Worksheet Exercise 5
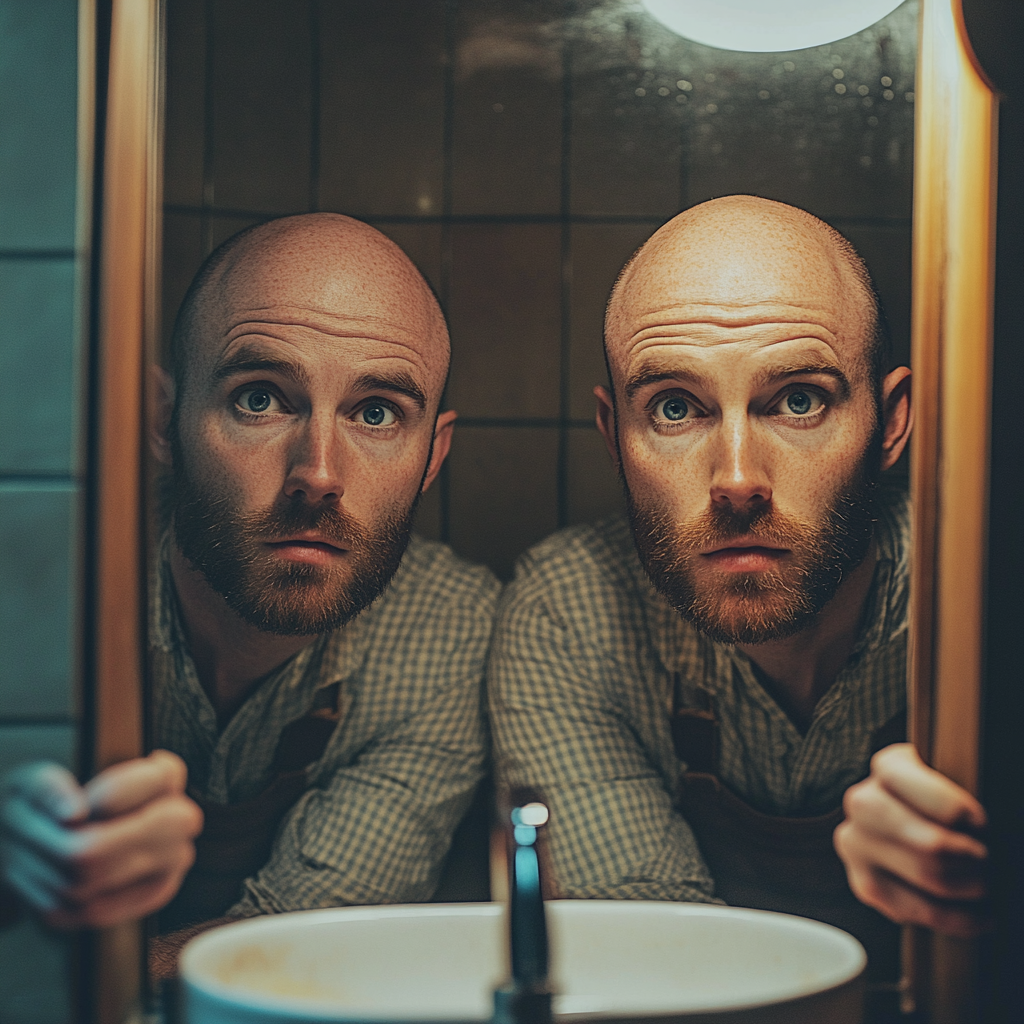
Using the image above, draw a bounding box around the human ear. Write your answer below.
[594,386,620,471]
[879,366,913,471]
[421,410,457,492]
[148,366,176,467]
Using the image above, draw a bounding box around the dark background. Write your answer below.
[161,0,918,580]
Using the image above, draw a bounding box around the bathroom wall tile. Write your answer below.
[447,426,558,580]
[369,221,444,297]
[0,0,77,250]
[451,0,563,215]
[677,5,917,222]
[568,221,656,419]
[161,210,205,365]
[570,12,685,217]
[208,213,268,251]
[0,259,78,474]
[164,0,207,209]
[566,426,623,526]
[0,916,73,1024]
[209,0,313,214]
[318,1,446,217]
[446,223,561,420]
[0,485,76,721]
[0,723,76,775]
[836,221,913,371]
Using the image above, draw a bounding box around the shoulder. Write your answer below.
[362,535,501,650]
[495,515,646,639]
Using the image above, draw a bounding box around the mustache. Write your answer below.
[235,499,370,548]
[663,503,819,558]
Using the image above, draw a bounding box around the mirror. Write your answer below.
[80,0,1000,1020]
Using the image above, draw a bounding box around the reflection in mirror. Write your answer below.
[148,0,924,1012]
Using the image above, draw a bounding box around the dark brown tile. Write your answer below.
[446,223,561,419]
[368,221,444,296]
[208,213,267,252]
[209,0,313,214]
[451,0,563,215]
[160,210,205,365]
[568,221,655,419]
[164,0,206,209]
[570,12,686,217]
[318,1,446,217]
[676,7,916,221]
[835,222,912,371]
[447,425,558,580]
[567,425,623,526]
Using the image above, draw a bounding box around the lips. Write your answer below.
[265,534,350,560]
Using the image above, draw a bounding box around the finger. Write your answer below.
[2,763,89,823]
[54,794,200,896]
[835,813,986,902]
[46,870,186,930]
[84,751,188,819]
[844,778,988,863]
[844,862,991,938]
[61,794,202,897]
[3,854,62,914]
[2,842,69,899]
[0,794,84,864]
[872,744,987,831]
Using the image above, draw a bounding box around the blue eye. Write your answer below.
[360,403,396,427]
[238,388,275,413]
[658,396,689,422]
[787,391,812,415]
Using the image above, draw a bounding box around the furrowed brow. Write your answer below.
[754,363,852,399]
[352,371,427,410]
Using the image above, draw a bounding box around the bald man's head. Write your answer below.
[170,213,450,403]
[605,195,889,392]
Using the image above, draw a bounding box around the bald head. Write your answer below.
[606,196,887,389]
[171,213,450,400]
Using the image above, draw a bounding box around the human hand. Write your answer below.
[0,750,203,929]
[834,742,988,937]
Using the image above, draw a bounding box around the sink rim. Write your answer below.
[180,899,867,1022]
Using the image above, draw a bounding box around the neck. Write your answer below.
[168,543,317,724]
[736,541,878,733]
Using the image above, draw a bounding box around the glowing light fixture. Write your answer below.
[642,0,907,53]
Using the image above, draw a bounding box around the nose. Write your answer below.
[709,413,772,510]
[282,415,345,505]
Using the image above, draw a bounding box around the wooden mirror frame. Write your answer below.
[82,0,999,1019]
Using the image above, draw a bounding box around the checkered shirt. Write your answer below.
[488,484,909,903]
[151,534,500,916]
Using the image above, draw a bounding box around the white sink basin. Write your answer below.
[180,900,866,1023]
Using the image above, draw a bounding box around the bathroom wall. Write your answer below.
[0,0,87,1020]
[162,0,917,580]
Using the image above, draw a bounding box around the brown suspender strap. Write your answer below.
[158,707,340,934]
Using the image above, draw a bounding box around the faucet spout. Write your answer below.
[493,796,553,1024]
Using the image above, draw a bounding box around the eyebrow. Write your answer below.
[624,361,852,401]
[351,371,427,411]
[212,345,312,389]
[751,363,852,399]
[624,366,714,400]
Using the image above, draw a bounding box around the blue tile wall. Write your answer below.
[0,484,77,720]
[0,0,83,1016]
[0,0,79,251]
[0,259,79,475]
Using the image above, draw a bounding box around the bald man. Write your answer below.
[0,215,499,960]
[489,197,986,1001]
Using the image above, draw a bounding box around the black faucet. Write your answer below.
[493,795,554,1024]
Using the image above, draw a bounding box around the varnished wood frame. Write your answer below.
[906,0,998,1020]
[82,0,999,1020]
[86,0,163,1020]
